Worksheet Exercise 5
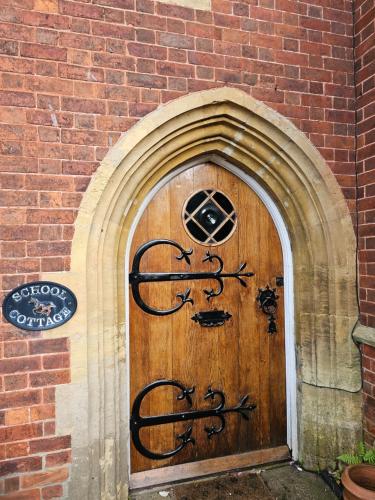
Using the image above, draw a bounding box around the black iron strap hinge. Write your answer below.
[130,379,256,460]
[129,239,254,316]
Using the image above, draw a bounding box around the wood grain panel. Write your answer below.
[129,163,286,475]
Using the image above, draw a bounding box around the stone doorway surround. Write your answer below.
[41,88,362,499]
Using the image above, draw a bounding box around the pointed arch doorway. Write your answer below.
[50,88,362,499]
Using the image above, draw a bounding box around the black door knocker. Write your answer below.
[256,285,279,334]
[129,239,254,316]
[130,379,256,459]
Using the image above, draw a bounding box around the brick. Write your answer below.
[128,42,167,60]
[34,0,59,13]
[42,485,63,499]
[233,3,249,16]
[0,140,22,156]
[93,53,135,71]
[301,67,333,82]
[21,467,69,489]
[0,91,35,108]
[2,489,40,499]
[60,32,104,52]
[92,22,134,40]
[3,341,28,358]
[42,387,55,404]
[4,408,29,426]
[157,3,194,20]
[251,87,284,103]
[0,55,35,74]
[38,126,60,142]
[25,110,72,127]
[96,116,136,131]
[0,22,34,42]
[43,421,56,436]
[61,129,106,146]
[127,72,167,89]
[6,442,29,459]
[58,64,104,83]
[27,241,71,256]
[29,436,71,454]
[222,28,249,44]
[30,370,70,387]
[1,275,27,291]
[61,97,105,115]
[1,241,26,258]
[21,43,66,61]
[22,10,70,30]
[215,68,241,83]
[157,61,193,78]
[0,207,26,226]
[36,28,59,45]
[136,0,153,12]
[26,209,75,224]
[0,457,42,476]
[0,39,18,56]
[0,423,43,444]
[0,356,41,375]
[60,0,104,20]
[25,174,73,191]
[0,7,23,24]
[30,404,55,421]
[94,0,134,7]
[213,13,240,29]
[4,477,19,493]
[45,450,71,468]
[0,191,38,207]
[29,338,68,355]
[0,172,25,189]
[158,32,194,50]
[188,52,224,67]
[4,374,28,391]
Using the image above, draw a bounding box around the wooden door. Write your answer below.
[129,163,287,478]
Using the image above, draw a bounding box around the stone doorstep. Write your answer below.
[130,464,337,500]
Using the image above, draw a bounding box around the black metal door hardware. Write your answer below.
[191,310,232,327]
[256,285,279,334]
[129,239,254,316]
[130,379,256,460]
[276,276,284,287]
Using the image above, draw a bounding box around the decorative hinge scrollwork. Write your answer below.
[129,239,254,316]
[130,379,256,459]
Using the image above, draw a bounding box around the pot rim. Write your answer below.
[342,464,375,498]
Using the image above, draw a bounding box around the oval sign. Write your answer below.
[2,281,77,331]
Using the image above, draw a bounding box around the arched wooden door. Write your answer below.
[129,163,288,485]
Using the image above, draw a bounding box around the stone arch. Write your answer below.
[47,88,361,499]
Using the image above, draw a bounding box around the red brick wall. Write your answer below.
[355,0,375,329]
[0,336,71,498]
[0,0,358,495]
[362,344,375,445]
[355,0,375,448]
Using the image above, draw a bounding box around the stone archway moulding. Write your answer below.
[42,88,362,499]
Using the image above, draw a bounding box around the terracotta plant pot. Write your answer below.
[342,464,375,499]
